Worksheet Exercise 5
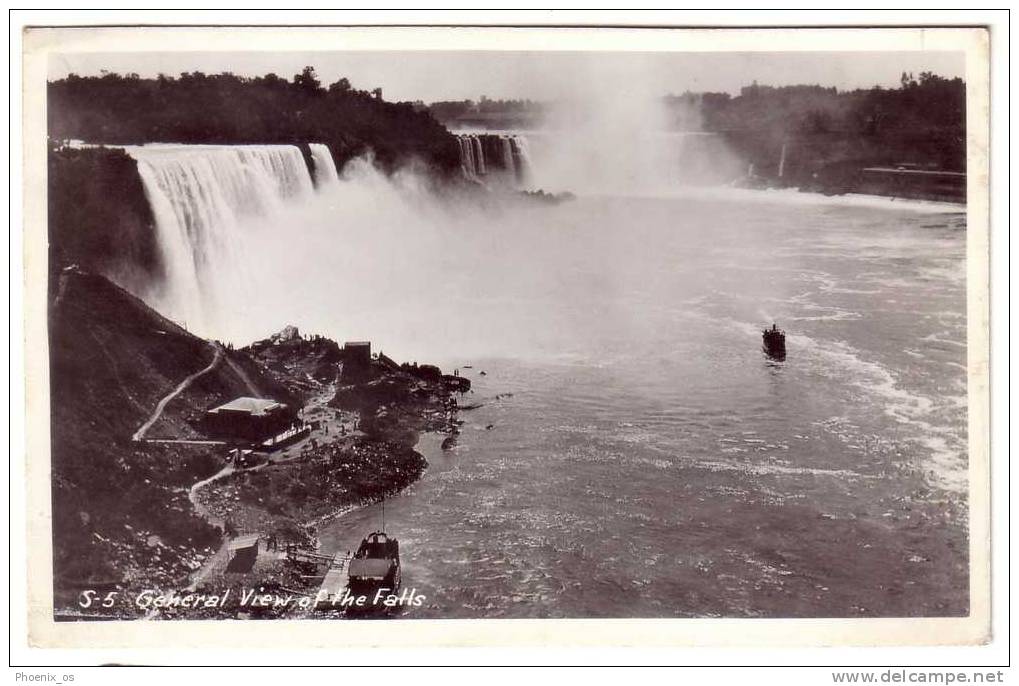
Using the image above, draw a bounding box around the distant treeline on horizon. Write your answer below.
[430,72,964,131]
[431,72,965,173]
[47,67,461,175]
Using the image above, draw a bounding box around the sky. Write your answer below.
[48,50,965,103]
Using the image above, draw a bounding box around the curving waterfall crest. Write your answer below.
[309,143,340,187]
[125,143,317,327]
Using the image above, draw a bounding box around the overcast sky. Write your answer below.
[48,50,965,103]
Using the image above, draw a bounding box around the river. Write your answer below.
[316,189,969,619]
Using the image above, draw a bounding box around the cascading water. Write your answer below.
[513,136,532,180]
[500,137,517,181]
[309,143,340,187]
[458,136,478,178]
[125,143,315,328]
[455,132,529,185]
[472,136,485,175]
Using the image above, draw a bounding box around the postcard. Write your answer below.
[20,23,990,649]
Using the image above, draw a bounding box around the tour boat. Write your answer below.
[346,531,401,613]
[762,323,787,360]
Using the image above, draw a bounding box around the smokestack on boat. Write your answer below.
[762,323,786,361]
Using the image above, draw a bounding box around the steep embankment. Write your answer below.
[48,145,160,293]
[48,270,462,618]
[47,270,294,611]
[131,344,222,441]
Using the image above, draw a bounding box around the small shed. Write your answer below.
[226,534,260,574]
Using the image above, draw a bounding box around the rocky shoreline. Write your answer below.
[152,336,468,620]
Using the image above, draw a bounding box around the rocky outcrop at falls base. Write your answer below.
[242,327,344,396]
[270,325,301,344]
[207,343,468,521]
[330,362,468,447]
[518,189,576,205]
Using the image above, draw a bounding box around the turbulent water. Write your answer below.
[122,140,968,618]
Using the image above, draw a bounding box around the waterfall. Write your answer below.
[507,136,531,184]
[456,134,487,178]
[309,143,340,187]
[500,137,517,180]
[455,133,530,185]
[460,136,477,177]
[514,136,532,174]
[125,143,315,327]
[472,136,485,175]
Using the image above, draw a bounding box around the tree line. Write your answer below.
[429,96,547,123]
[664,72,964,142]
[48,67,461,175]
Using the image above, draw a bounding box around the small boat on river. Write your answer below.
[762,323,787,360]
[346,531,401,614]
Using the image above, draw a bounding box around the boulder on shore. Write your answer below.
[270,325,300,345]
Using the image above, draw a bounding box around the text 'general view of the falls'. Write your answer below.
[45,55,969,622]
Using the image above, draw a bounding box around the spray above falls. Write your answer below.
[455,129,745,195]
[118,132,744,349]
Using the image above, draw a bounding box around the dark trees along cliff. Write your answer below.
[48,68,461,176]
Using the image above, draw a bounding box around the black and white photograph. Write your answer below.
[18,21,993,652]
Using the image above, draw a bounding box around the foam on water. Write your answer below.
[791,334,966,493]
